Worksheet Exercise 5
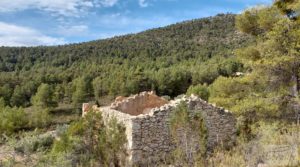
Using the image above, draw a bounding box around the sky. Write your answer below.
[0,0,272,46]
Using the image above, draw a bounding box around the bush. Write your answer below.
[28,107,52,128]
[49,111,127,166]
[232,96,279,118]
[186,84,210,101]
[66,119,85,136]
[0,101,28,135]
[12,131,54,154]
[37,152,73,167]
[209,76,249,109]
[0,101,52,136]
[51,133,74,153]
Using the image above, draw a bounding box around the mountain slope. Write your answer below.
[0,14,252,107]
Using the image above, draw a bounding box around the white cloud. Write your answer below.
[0,22,66,46]
[0,0,118,17]
[57,25,89,36]
[97,13,173,28]
[139,0,149,7]
[98,0,119,7]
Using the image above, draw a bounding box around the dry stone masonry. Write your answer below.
[82,91,236,166]
[110,91,169,115]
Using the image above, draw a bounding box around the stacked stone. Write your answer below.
[129,105,175,164]
[186,97,236,151]
[126,96,236,165]
[111,91,154,109]
[83,93,236,166]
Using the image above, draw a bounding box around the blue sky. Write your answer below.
[0,0,272,46]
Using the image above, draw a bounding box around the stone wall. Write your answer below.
[84,92,236,166]
[127,95,236,165]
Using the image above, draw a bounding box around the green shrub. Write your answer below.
[28,107,52,128]
[232,96,279,118]
[67,119,85,136]
[37,152,73,167]
[13,131,54,154]
[209,76,251,109]
[49,111,127,166]
[186,84,210,101]
[0,101,52,136]
[51,133,74,153]
[0,103,28,135]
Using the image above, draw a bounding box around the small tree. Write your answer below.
[32,83,57,108]
[10,85,27,107]
[83,112,127,166]
[0,84,12,106]
[72,77,89,107]
[54,84,65,103]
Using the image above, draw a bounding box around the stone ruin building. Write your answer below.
[82,91,236,166]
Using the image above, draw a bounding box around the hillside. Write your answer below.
[2,0,300,165]
[0,14,252,107]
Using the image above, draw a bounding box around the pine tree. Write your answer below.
[72,77,88,107]
[32,83,57,108]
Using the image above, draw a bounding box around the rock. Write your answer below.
[81,91,236,166]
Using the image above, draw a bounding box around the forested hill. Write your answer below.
[0,14,252,107]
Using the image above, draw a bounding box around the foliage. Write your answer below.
[37,152,73,167]
[2,2,300,165]
[232,96,279,119]
[31,83,57,108]
[207,146,246,167]
[206,0,300,147]
[208,121,300,167]
[274,0,300,20]
[51,132,74,153]
[0,101,28,135]
[209,73,283,123]
[0,131,55,167]
[227,1,300,120]
[13,131,54,154]
[0,99,52,136]
[236,6,281,36]
[186,84,210,101]
[236,8,261,35]
[235,3,300,97]
[27,107,52,128]
[48,111,127,167]
[169,102,207,166]
[209,76,252,109]
[0,14,252,107]
[72,76,91,107]
[0,84,13,106]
